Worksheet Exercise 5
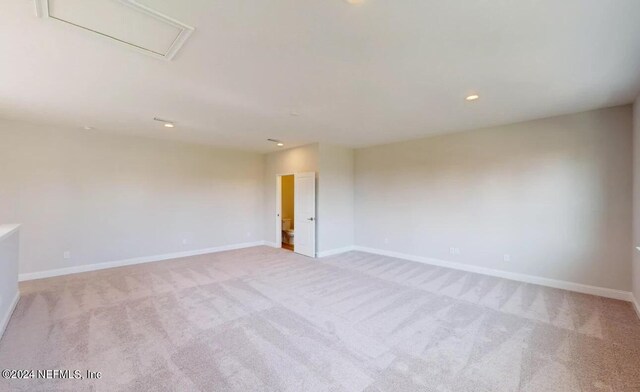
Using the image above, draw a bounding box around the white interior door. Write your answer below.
[294,172,316,257]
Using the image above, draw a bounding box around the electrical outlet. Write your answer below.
[455,248,461,255]
[450,247,455,255]
[182,239,188,245]
[504,254,511,262]
[247,231,252,238]
[63,251,71,259]
[384,238,389,244]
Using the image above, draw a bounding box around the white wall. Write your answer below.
[0,225,20,339]
[633,96,640,304]
[262,143,355,254]
[2,105,635,296]
[0,120,264,275]
[317,144,354,253]
[263,144,319,246]
[355,106,633,291]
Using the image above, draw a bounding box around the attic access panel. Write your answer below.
[35,0,194,60]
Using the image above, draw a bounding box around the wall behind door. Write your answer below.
[263,144,319,246]
[317,144,355,254]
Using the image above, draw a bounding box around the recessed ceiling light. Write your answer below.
[83,126,93,130]
[465,94,480,101]
[346,0,365,4]
[268,138,285,147]
[154,117,175,128]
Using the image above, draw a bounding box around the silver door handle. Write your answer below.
[308,217,314,221]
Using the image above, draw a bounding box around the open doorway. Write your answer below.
[276,172,316,257]
[281,174,295,251]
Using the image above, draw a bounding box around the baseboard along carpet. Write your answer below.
[1,246,639,391]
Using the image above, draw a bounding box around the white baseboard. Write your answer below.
[15,241,637,306]
[0,291,20,340]
[353,246,633,302]
[18,241,267,282]
[264,241,280,248]
[317,246,355,258]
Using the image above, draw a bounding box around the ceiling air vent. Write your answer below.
[34,0,194,60]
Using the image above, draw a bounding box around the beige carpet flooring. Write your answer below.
[1,246,639,391]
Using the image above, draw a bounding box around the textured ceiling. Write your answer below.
[1,0,640,151]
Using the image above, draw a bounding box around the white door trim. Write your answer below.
[275,175,283,248]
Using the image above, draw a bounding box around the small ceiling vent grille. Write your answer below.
[34,0,194,60]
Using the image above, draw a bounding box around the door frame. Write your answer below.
[276,172,316,257]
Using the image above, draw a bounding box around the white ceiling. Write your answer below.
[1,0,640,152]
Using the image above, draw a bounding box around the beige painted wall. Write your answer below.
[263,144,319,245]
[281,175,294,225]
[3,106,634,292]
[355,106,633,291]
[0,120,264,275]
[317,144,354,253]
[633,96,640,302]
[263,143,355,253]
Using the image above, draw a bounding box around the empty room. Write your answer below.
[1,0,640,391]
